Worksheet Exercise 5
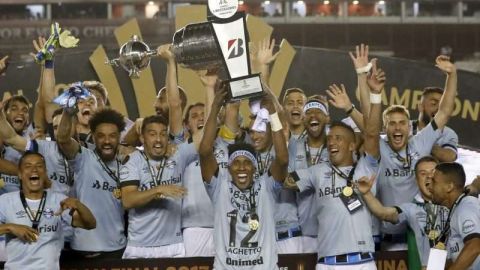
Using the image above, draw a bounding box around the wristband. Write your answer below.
[44,60,54,69]
[370,93,382,104]
[269,112,283,132]
[356,62,372,74]
[346,104,355,115]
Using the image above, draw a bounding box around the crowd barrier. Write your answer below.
[3,251,408,270]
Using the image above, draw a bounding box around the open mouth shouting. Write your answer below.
[290,110,302,122]
[237,173,248,184]
[29,174,41,187]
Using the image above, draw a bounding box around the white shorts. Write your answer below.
[316,260,377,270]
[277,236,303,254]
[183,227,215,257]
[301,236,318,253]
[122,242,185,259]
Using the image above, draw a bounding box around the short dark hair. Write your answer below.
[19,151,46,169]
[4,95,30,112]
[282,88,306,105]
[414,155,439,173]
[228,142,256,158]
[52,108,64,120]
[422,87,444,98]
[89,108,125,133]
[141,115,169,134]
[329,121,355,142]
[435,162,466,190]
[183,102,205,124]
[157,86,188,111]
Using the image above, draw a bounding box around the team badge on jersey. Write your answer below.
[165,160,176,169]
[43,208,54,219]
[214,149,225,159]
[112,188,122,199]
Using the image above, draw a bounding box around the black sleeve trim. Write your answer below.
[120,180,140,188]
[441,143,458,151]
[430,119,438,131]
[394,206,403,214]
[290,171,300,182]
[464,233,480,243]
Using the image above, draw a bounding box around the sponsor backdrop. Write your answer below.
[0,46,479,149]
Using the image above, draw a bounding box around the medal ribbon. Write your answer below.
[19,191,47,230]
[436,193,466,246]
[331,164,356,196]
[140,151,166,186]
[391,144,411,169]
[94,150,120,186]
[256,146,272,176]
[304,140,324,167]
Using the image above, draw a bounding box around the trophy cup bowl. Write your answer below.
[172,22,223,71]
[106,35,157,78]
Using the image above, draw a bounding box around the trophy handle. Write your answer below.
[105,57,120,66]
[144,50,158,57]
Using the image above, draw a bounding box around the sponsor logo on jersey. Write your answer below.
[15,210,26,218]
[462,219,476,234]
[384,168,414,177]
[449,242,460,253]
[226,256,264,266]
[318,186,344,198]
[38,223,58,233]
[2,175,19,185]
[91,180,118,193]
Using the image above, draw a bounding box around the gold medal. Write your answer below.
[112,188,122,199]
[428,230,439,240]
[342,186,353,197]
[0,178,5,189]
[435,242,446,250]
[248,218,259,231]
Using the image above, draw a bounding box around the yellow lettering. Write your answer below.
[462,99,480,121]
[452,97,462,117]
[389,87,410,107]
[411,90,423,110]
[397,259,408,270]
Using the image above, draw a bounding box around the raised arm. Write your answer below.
[263,84,288,182]
[326,84,364,132]
[0,55,8,76]
[56,110,80,160]
[157,44,183,137]
[357,175,399,223]
[363,61,385,159]
[433,55,457,130]
[199,82,227,183]
[250,38,279,82]
[349,44,372,118]
[0,158,18,176]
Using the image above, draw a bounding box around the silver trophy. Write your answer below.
[172,22,223,71]
[106,35,157,78]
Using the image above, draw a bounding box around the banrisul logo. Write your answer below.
[228,38,244,59]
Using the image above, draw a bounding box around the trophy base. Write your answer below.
[227,74,264,101]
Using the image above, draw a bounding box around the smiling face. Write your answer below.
[303,108,329,138]
[415,160,437,199]
[185,104,205,134]
[283,92,306,128]
[141,122,169,160]
[6,100,30,134]
[77,96,98,126]
[327,125,356,167]
[385,111,410,152]
[248,118,272,153]
[228,155,256,190]
[19,154,48,195]
[93,123,120,162]
[419,92,442,124]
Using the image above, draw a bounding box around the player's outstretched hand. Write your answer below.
[156,185,187,199]
[355,174,376,195]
